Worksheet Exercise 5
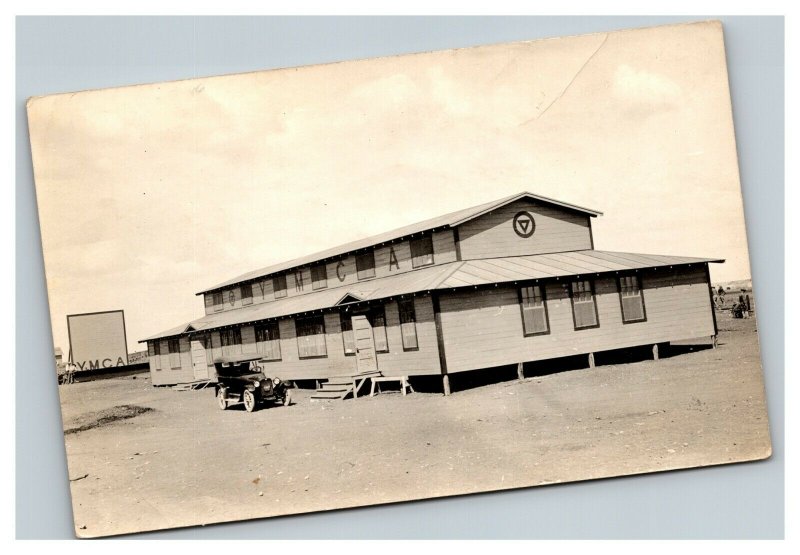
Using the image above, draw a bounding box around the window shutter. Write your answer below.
[571,280,598,328]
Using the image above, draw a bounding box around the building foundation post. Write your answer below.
[653,344,659,361]
[443,374,451,396]
[588,353,595,368]
[517,362,525,381]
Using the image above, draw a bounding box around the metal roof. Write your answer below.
[196,192,603,295]
[141,321,198,342]
[142,250,722,342]
[439,250,722,287]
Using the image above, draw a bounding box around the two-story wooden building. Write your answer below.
[141,192,723,395]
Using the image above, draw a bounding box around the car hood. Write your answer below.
[217,372,267,383]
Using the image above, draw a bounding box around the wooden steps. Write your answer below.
[172,379,213,391]
[310,371,381,401]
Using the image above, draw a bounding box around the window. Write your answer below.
[168,338,181,369]
[619,275,646,323]
[356,251,376,280]
[149,341,162,371]
[398,299,418,350]
[311,264,328,290]
[570,280,599,329]
[152,341,162,370]
[212,292,223,312]
[369,307,389,353]
[255,322,281,361]
[519,285,550,335]
[241,283,253,305]
[341,308,389,355]
[296,315,327,358]
[340,313,355,355]
[273,275,287,299]
[410,235,434,268]
[220,328,242,346]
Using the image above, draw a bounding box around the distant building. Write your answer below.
[141,192,724,392]
[67,310,129,371]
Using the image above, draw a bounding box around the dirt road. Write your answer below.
[59,311,771,537]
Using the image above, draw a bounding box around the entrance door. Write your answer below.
[191,336,211,380]
[352,315,378,374]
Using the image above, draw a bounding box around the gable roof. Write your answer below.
[197,191,603,295]
[142,249,721,342]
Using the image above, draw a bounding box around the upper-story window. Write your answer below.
[311,264,328,290]
[619,275,646,323]
[212,292,224,312]
[241,283,253,305]
[519,285,550,335]
[570,279,599,329]
[410,235,434,268]
[273,275,287,299]
[356,251,376,280]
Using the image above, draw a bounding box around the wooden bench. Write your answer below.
[370,376,413,397]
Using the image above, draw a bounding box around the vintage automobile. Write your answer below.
[213,356,293,412]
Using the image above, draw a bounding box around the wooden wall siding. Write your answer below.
[374,241,412,278]
[375,296,442,378]
[204,233,459,314]
[288,267,313,294]
[151,337,195,386]
[194,296,441,381]
[438,266,714,373]
[261,313,358,380]
[432,229,458,264]
[240,325,258,356]
[457,198,592,260]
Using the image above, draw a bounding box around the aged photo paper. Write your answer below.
[26,20,771,537]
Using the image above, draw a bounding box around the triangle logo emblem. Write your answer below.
[512,211,536,238]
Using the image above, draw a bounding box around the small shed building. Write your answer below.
[141,192,722,393]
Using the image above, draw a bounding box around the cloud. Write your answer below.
[612,64,682,106]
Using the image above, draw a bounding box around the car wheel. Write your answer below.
[243,390,257,413]
[217,388,228,410]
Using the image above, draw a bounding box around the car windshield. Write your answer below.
[216,364,259,377]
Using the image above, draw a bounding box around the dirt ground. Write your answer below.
[58,311,771,538]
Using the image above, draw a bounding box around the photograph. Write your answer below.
[26,19,771,537]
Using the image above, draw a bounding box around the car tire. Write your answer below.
[217,388,228,410]
[243,390,257,413]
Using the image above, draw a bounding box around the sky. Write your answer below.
[27,21,752,355]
